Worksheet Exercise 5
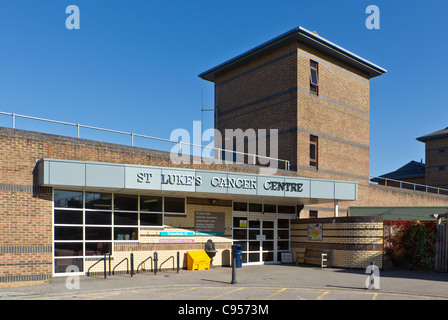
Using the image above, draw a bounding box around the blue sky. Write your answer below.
[0,0,447,178]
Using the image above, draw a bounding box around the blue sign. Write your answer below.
[160,232,194,237]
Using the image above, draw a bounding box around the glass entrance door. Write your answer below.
[261,220,275,263]
[233,217,275,265]
[248,219,262,264]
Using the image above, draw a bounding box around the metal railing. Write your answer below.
[159,255,175,272]
[0,111,290,170]
[137,254,154,274]
[87,253,111,278]
[370,176,448,196]
[112,257,129,275]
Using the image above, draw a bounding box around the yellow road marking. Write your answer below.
[264,288,287,300]
[371,293,378,300]
[165,287,198,296]
[208,287,245,300]
[316,291,329,300]
[86,292,120,300]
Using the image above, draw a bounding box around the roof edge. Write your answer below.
[199,26,387,82]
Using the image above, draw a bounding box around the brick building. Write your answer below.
[372,127,448,193]
[1,26,448,285]
[199,26,448,217]
[417,127,448,188]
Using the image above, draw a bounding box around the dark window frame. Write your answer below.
[310,135,318,168]
[310,60,319,95]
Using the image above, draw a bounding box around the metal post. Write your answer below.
[130,253,134,277]
[77,123,80,138]
[231,245,237,284]
[104,254,107,279]
[177,251,180,273]
[131,133,134,146]
[154,252,158,275]
[108,253,111,276]
[231,256,237,284]
[12,113,15,129]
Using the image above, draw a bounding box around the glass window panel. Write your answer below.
[249,220,260,228]
[233,229,247,240]
[85,211,111,225]
[233,217,247,228]
[54,243,83,257]
[277,240,289,251]
[263,204,276,213]
[233,241,247,251]
[54,190,83,208]
[242,253,247,263]
[114,227,138,240]
[54,226,83,241]
[278,219,290,229]
[310,61,318,86]
[85,192,112,210]
[54,209,83,225]
[263,230,274,240]
[233,202,247,211]
[310,69,318,85]
[278,230,289,240]
[140,213,163,226]
[310,85,318,94]
[140,196,162,212]
[263,252,274,262]
[263,241,274,251]
[85,227,112,240]
[114,212,138,226]
[54,258,83,273]
[114,194,138,211]
[164,197,185,213]
[249,203,262,212]
[262,221,274,229]
[310,144,316,159]
[249,230,260,240]
[249,253,260,262]
[278,205,295,214]
[249,241,260,251]
[85,242,112,256]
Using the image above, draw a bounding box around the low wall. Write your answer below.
[291,216,383,269]
[84,226,233,275]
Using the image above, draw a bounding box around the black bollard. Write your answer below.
[231,256,237,284]
[130,253,134,277]
[154,252,158,275]
[104,254,107,279]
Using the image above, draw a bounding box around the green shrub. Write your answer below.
[384,219,437,271]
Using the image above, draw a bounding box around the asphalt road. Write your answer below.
[1,264,448,301]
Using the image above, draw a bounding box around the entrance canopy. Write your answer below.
[37,159,357,205]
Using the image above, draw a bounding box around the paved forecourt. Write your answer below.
[1,265,448,301]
